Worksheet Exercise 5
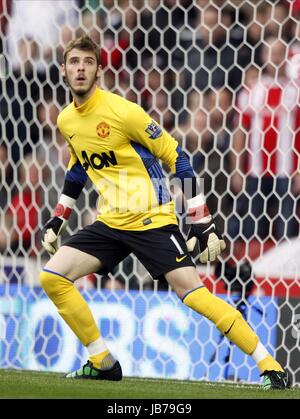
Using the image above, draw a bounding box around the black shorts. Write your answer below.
[63,221,195,280]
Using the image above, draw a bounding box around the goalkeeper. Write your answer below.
[40,35,289,390]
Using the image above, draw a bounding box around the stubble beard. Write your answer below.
[65,70,98,97]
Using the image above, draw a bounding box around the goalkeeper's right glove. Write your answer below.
[185,193,226,263]
[186,218,226,263]
[41,195,75,256]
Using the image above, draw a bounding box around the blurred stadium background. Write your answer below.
[0,0,299,385]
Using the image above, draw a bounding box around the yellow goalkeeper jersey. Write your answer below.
[57,87,180,231]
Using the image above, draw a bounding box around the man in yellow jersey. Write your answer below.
[40,36,289,389]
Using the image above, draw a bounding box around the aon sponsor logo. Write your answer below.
[81,150,117,170]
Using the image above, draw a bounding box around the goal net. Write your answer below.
[0,0,299,385]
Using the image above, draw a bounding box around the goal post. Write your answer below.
[0,0,299,384]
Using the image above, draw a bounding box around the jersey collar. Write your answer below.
[73,87,101,115]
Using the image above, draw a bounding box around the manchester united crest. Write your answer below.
[96,121,110,138]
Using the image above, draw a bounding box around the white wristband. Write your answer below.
[53,194,76,220]
[59,194,76,208]
[186,193,212,224]
[187,193,206,210]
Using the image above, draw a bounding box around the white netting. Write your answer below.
[0,0,300,384]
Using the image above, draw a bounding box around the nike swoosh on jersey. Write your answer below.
[69,134,75,139]
[202,223,215,234]
[176,255,188,262]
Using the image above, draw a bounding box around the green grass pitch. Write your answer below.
[0,369,299,399]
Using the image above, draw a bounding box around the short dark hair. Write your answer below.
[63,35,100,66]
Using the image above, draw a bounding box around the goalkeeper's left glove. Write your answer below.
[186,194,226,263]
